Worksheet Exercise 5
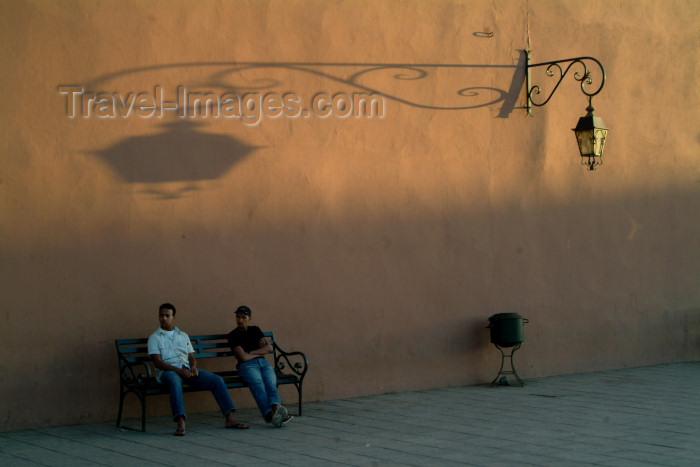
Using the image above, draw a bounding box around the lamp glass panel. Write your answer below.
[575,129,595,156]
[593,128,607,156]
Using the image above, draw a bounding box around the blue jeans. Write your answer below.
[238,358,281,418]
[159,368,235,421]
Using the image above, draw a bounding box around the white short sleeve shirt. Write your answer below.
[147,327,194,380]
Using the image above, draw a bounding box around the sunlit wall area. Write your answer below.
[1,0,698,430]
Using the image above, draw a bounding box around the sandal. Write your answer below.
[174,427,186,436]
[226,421,249,429]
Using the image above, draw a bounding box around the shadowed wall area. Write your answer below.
[1,0,698,430]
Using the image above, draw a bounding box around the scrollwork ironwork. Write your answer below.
[525,51,606,115]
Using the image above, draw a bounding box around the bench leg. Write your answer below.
[116,389,126,427]
[116,388,148,431]
[140,391,147,432]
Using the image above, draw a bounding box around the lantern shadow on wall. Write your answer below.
[89,121,258,199]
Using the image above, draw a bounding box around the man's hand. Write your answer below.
[177,367,194,379]
[177,367,199,379]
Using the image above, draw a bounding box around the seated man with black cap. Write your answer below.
[227,305,293,427]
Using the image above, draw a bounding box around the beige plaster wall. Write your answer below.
[1,0,698,430]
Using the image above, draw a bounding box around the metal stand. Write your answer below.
[490,343,524,387]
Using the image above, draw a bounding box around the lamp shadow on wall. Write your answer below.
[83,54,526,199]
[89,121,257,199]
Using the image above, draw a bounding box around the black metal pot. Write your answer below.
[487,313,528,347]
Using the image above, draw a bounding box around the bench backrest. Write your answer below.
[116,331,278,365]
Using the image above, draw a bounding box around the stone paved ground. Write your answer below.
[1,362,699,466]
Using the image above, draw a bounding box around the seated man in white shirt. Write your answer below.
[147,302,248,436]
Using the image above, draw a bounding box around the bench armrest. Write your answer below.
[119,355,153,383]
[272,342,308,381]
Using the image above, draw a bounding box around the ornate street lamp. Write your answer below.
[524,51,609,170]
[572,103,608,170]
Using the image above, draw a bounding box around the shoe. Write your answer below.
[280,414,293,427]
[271,405,288,427]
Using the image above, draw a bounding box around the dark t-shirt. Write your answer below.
[228,325,265,354]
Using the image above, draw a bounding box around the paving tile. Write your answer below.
[0,452,46,467]
[0,436,98,466]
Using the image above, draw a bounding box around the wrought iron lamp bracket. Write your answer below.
[525,50,606,116]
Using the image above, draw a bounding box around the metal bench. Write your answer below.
[115,332,308,431]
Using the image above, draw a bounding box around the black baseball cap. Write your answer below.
[235,305,251,316]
